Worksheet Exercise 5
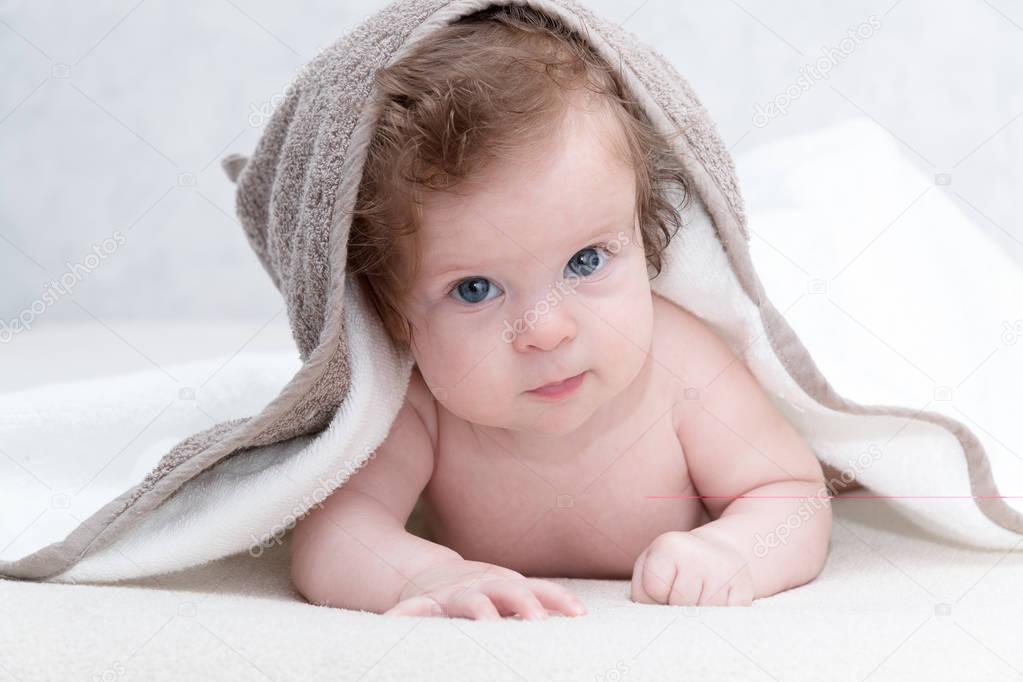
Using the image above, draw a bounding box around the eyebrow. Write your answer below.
[424,214,633,281]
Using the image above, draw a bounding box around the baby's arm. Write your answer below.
[289,393,458,613]
[634,309,831,605]
[289,374,585,619]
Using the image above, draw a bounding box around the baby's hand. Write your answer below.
[384,559,587,620]
[631,531,754,607]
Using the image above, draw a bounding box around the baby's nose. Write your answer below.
[507,299,577,353]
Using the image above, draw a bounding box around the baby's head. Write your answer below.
[348,5,690,436]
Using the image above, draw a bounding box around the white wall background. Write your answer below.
[1,0,1021,331]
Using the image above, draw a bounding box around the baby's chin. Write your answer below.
[523,397,606,436]
[446,401,592,435]
[465,381,615,438]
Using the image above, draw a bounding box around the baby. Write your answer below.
[290,6,831,619]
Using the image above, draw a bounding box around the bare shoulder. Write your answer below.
[649,291,767,449]
[649,291,739,396]
[650,294,829,514]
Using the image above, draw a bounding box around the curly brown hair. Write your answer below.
[346,4,691,348]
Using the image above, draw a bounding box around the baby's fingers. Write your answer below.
[383,595,444,618]
[697,577,732,607]
[482,583,549,620]
[522,578,586,616]
[701,566,754,607]
[634,549,683,605]
[630,548,650,603]
[445,591,502,620]
[726,573,754,607]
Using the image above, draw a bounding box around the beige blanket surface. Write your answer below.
[3,499,1020,682]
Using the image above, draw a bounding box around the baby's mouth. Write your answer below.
[526,371,587,398]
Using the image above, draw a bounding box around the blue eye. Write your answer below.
[448,277,503,305]
[565,245,611,278]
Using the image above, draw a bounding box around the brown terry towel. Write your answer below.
[2,0,1020,583]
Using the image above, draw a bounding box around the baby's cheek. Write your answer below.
[423,330,508,407]
[596,278,654,346]
[410,329,462,392]
[441,369,513,429]
[597,289,654,380]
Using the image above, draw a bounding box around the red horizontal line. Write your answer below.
[644,495,1023,500]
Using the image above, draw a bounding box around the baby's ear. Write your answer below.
[220,153,249,183]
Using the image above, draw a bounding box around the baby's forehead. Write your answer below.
[411,195,635,278]
[408,103,637,268]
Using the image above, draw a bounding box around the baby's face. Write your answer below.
[400,104,655,437]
